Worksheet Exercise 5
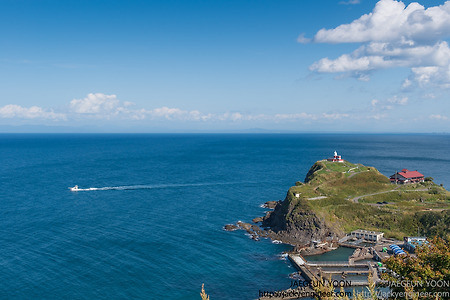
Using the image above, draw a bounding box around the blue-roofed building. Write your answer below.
[394,249,406,255]
[404,237,427,253]
[389,244,407,255]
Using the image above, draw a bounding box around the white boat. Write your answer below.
[69,185,81,191]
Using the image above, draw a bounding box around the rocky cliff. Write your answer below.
[226,159,450,245]
[261,189,338,246]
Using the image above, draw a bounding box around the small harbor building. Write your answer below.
[390,169,425,184]
[390,244,407,256]
[403,237,427,253]
[350,229,384,242]
[327,151,344,162]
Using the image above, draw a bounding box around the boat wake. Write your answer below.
[69,181,250,192]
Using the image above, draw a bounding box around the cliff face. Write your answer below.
[303,161,324,183]
[262,187,339,246]
[261,160,384,245]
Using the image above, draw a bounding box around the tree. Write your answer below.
[382,237,450,299]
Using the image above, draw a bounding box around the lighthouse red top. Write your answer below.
[327,151,344,162]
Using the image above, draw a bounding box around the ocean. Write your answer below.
[1,133,449,299]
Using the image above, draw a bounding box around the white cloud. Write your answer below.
[423,93,436,99]
[150,107,187,119]
[429,114,448,120]
[1,92,437,127]
[273,112,317,120]
[322,113,350,119]
[68,94,220,121]
[388,96,408,105]
[310,40,450,74]
[70,93,120,114]
[402,78,412,88]
[367,113,387,120]
[339,0,361,5]
[314,0,450,44]
[66,94,355,123]
[0,104,66,120]
[370,96,408,111]
[147,106,208,121]
[297,33,311,44]
[308,0,450,87]
[310,53,388,73]
[411,65,450,87]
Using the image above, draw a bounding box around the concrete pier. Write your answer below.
[288,254,374,287]
[288,254,318,282]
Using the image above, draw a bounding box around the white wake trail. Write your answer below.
[69,181,252,192]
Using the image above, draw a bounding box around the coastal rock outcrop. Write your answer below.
[252,217,263,223]
[262,189,338,246]
[224,221,268,240]
[262,200,279,209]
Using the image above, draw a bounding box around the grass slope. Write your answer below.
[290,160,450,240]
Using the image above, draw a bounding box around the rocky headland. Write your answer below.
[225,159,450,248]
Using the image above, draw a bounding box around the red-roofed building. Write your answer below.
[390,169,425,184]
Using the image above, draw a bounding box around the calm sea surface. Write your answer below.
[1,134,449,299]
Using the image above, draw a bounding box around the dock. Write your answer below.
[288,254,318,282]
[288,253,375,286]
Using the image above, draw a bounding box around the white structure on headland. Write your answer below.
[327,151,344,162]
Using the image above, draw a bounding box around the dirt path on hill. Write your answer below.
[350,187,429,203]
[347,170,369,178]
[351,190,396,203]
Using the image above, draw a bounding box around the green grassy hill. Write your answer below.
[280,160,450,240]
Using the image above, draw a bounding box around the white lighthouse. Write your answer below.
[327,151,344,162]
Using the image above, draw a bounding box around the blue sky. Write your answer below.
[1,0,450,132]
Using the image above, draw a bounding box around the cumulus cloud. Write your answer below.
[308,0,450,87]
[0,92,354,124]
[310,40,450,74]
[411,65,450,87]
[313,0,450,44]
[0,104,66,120]
[68,94,221,121]
[70,93,121,114]
[6,92,444,127]
[310,53,388,73]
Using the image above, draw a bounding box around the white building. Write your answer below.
[350,229,384,242]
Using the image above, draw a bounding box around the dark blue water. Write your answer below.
[0,134,449,299]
